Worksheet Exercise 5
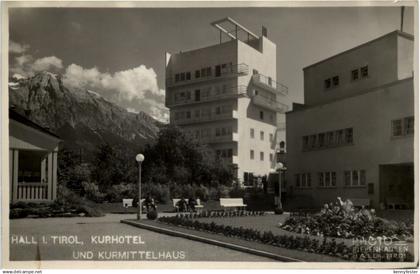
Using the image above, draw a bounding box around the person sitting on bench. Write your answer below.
[144,195,156,212]
[176,198,188,212]
[188,197,197,212]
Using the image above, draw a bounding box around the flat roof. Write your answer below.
[303,30,414,70]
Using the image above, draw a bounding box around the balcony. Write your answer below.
[252,94,288,113]
[174,110,238,126]
[201,132,239,144]
[167,85,248,107]
[252,74,288,96]
[166,63,249,88]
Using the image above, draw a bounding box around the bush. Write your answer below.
[209,185,230,200]
[229,184,245,198]
[10,208,30,219]
[147,210,158,220]
[140,183,170,203]
[106,183,137,203]
[81,181,106,203]
[57,184,83,206]
[274,208,284,215]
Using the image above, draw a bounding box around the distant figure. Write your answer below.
[176,198,188,212]
[144,195,156,212]
[188,197,197,212]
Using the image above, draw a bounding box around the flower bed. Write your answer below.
[9,201,104,219]
[281,199,413,241]
[158,215,413,262]
[176,210,265,219]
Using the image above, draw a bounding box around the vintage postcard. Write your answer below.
[1,0,418,270]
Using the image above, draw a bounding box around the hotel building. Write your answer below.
[285,30,414,209]
[165,18,288,186]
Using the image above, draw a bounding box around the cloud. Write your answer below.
[9,41,30,54]
[63,64,168,122]
[32,56,63,71]
[10,54,63,76]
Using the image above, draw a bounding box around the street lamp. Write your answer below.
[276,162,286,210]
[135,154,145,220]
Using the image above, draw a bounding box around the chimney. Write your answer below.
[262,26,268,38]
[400,6,405,32]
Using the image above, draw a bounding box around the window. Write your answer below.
[326,131,334,146]
[332,76,339,86]
[318,172,336,188]
[250,128,255,138]
[344,170,366,186]
[186,111,191,119]
[215,128,221,137]
[351,69,359,81]
[345,128,353,144]
[260,111,264,120]
[206,67,212,76]
[215,65,221,77]
[310,135,317,148]
[392,116,414,137]
[336,130,344,144]
[260,152,264,161]
[296,173,312,188]
[361,66,369,78]
[404,116,414,135]
[186,72,191,81]
[175,74,180,83]
[194,89,200,102]
[260,131,264,141]
[324,79,331,89]
[318,133,325,147]
[392,119,403,136]
[269,153,273,162]
[250,150,254,160]
[180,73,185,81]
[269,133,274,142]
[295,174,301,188]
[215,106,221,115]
[318,172,324,187]
[195,70,200,78]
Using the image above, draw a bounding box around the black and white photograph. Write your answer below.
[1,1,418,270]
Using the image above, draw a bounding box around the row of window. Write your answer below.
[250,150,274,162]
[392,116,414,137]
[324,65,369,90]
[186,126,233,140]
[173,104,233,121]
[173,84,235,104]
[302,128,353,151]
[174,62,233,83]
[250,128,274,142]
[295,169,366,188]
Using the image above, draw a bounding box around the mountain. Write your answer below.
[9,71,162,160]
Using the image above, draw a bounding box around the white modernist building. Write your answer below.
[165,18,288,186]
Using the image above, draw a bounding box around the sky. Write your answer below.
[8,6,415,122]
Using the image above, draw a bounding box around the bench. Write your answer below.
[122,198,133,208]
[220,198,247,210]
[386,198,410,210]
[349,198,370,208]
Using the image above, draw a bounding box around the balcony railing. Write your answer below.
[166,63,249,87]
[200,132,239,144]
[252,94,288,113]
[252,74,288,96]
[17,183,48,201]
[174,110,238,125]
[167,85,248,107]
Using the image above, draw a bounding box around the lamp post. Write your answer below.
[276,162,286,210]
[135,154,145,220]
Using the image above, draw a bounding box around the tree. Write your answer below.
[142,124,234,188]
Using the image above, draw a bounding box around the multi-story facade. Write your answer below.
[165,18,288,186]
[286,30,414,209]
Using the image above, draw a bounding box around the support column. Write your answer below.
[47,152,53,200]
[41,157,47,184]
[52,151,58,200]
[12,150,19,202]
